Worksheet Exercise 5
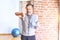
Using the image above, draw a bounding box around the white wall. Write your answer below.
[0,0,20,34]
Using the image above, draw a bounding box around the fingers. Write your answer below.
[15,12,23,17]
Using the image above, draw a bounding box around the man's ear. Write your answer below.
[25,7,27,9]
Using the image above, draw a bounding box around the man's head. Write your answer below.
[26,4,33,15]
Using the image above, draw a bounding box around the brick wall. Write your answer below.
[21,0,58,40]
[34,0,58,40]
[58,0,60,40]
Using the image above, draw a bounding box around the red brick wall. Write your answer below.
[34,0,58,40]
[58,0,60,40]
[21,0,58,40]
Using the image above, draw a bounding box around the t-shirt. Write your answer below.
[19,14,39,36]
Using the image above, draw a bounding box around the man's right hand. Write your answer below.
[15,12,23,17]
[15,12,24,20]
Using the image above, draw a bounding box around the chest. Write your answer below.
[24,15,36,24]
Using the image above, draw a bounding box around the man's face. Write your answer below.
[26,5,33,15]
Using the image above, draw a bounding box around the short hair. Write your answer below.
[26,4,34,8]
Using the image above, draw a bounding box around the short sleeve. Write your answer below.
[32,15,40,28]
[35,15,40,27]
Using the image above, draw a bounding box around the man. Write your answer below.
[15,4,39,40]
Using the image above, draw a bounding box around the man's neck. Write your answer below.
[26,14,32,16]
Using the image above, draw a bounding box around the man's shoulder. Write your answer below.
[32,14,38,18]
[24,14,38,18]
